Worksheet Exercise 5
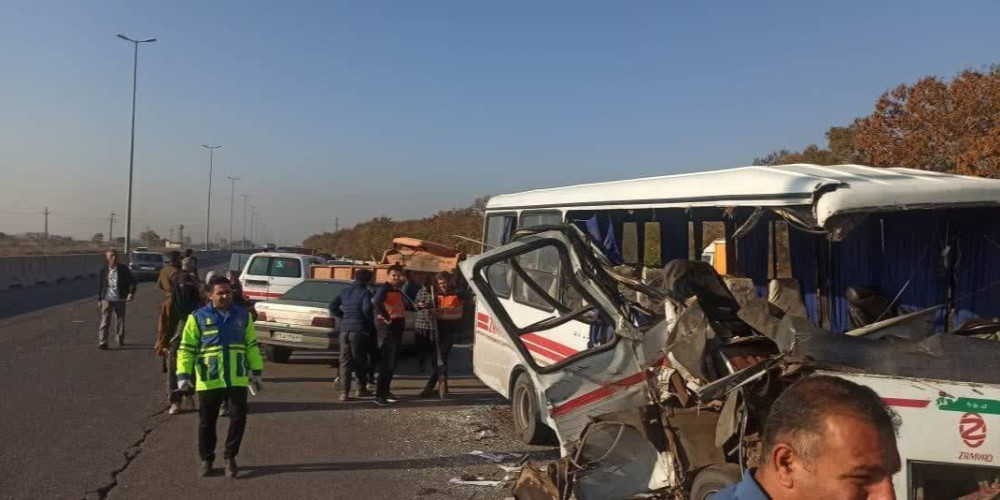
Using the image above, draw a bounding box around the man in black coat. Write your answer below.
[97,248,137,350]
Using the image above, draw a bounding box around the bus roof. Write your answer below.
[486,164,1000,226]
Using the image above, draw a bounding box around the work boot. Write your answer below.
[97,343,108,350]
[168,403,181,415]
[225,458,239,478]
[356,387,373,398]
[374,396,391,406]
[199,460,213,477]
[385,392,401,403]
[417,387,435,398]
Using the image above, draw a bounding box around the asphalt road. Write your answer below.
[0,264,555,500]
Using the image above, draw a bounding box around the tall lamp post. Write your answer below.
[116,33,156,255]
[225,175,241,249]
[202,144,221,249]
[249,205,258,247]
[240,194,250,249]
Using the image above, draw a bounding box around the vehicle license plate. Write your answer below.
[141,266,155,270]
[274,331,302,342]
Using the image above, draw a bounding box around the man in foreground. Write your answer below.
[330,269,375,401]
[712,375,901,499]
[177,276,263,478]
[96,248,136,350]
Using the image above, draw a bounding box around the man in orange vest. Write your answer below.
[372,265,408,406]
[418,271,470,399]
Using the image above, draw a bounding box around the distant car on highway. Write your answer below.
[129,251,167,281]
[239,252,326,302]
[254,279,349,362]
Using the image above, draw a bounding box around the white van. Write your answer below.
[239,252,325,302]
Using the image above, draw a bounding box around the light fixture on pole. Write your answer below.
[201,144,221,249]
[116,33,156,255]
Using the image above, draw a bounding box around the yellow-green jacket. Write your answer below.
[177,303,263,391]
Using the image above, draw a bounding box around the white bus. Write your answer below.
[462,164,1000,499]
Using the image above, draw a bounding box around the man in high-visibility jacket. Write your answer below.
[418,271,470,398]
[372,265,408,406]
[177,275,263,479]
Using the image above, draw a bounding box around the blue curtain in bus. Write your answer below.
[735,214,769,296]
[501,217,516,245]
[876,213,946,327]
[950,209,1000,325]
[660,217,688,264]
[828,219,883,333]
[787,227,820,324]
[578,215,624,265]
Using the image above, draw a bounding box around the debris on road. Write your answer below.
[449,475,506,487]
[469,450,519,463]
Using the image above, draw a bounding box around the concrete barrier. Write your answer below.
[0,254,105,290]
[0,252,231,290]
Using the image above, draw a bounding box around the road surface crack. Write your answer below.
[81,407,169,500]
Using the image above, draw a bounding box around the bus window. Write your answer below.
[622,222,639,264]
[513,245,560,311]
[644,222,661,268]
[484,214,517,297]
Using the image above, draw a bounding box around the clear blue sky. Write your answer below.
[2,0,999,245]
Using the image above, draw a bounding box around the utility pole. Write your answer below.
[116,34,156,256]
[240,194,249,249]
[250,205,257,247]
[43,207,50,251]
[225,175,240,249]
[335,217,339,233]
[108,212,116,245]
[178,224,185,245]
[201,144,221,250]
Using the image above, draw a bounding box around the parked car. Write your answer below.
[238,252,326,302]
[254,279,351,362]
[129,251,167,280]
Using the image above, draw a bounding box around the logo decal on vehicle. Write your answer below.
[959,412,987,448]
[936,395,1000,415]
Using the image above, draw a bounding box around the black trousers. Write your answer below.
[339,331,369,392]
[198,387,248,461]
[376,320,404,397]
[415,329,434,368]
[426,323,457,390]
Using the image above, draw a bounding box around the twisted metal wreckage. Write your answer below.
[461,222,1000,500]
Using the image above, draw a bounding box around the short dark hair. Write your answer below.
[761,375,899,465]
[185,249,194,257]
[207,275,231,292]
[436,271,452,282]
[355,269,373,283]
[387,265,404,275]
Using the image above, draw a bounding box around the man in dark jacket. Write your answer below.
[372,265,408,406]
[330,269,375,401]
[97,248,137,349]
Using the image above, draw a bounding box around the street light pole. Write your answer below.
[240,194,250,249]
[202,144,221,249]
[225,175,241,249]
[116,33,156,256]
[250,205,258,247]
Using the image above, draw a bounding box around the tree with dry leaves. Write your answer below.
[853,66,1000,177]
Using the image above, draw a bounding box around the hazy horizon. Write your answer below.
[3,0,999,245]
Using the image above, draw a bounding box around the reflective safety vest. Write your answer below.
[436,294,464,321]
[176,304,264,392]
[383,290,406,320]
